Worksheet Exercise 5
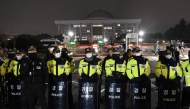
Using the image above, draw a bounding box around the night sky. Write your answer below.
[0,0,190,36]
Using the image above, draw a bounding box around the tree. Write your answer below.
[164,18,187,40]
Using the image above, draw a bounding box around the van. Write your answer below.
[40,38,62,47]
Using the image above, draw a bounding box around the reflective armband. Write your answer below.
[127,68,131,70]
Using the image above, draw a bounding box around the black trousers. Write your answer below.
[181,87,190,108]
[25,83,48,109]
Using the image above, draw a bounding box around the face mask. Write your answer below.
[135,53,141,56]
[16,56,23,60]
[49,47,54,52]
[165,55,172,59]
[55,53,61,58]
[86,53,92,58]
[28,53,37,60]
[8,54,15,59]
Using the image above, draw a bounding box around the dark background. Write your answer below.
[1,0,190,36]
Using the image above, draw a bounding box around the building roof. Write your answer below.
[86,10,114,20]
[54,19,141,25]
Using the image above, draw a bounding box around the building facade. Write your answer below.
[54,10,141,42]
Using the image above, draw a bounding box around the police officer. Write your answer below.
[2,49,16,80]
[102,48,113,73]
[181,50,190,109]
[47,47,71,109]
[78,48,102,109]
[44,44,54,63]
[155,51,165,86]
[1,48,16,106]
[156,49,182,109]
[78,48,102,78]
[61,48,74,107]
[104,48,126,108]
[20,46,48,109]
[126,47,151,109]
[105,49,126,78]
[6,49,27,109]
[123,49,132,62]
[126,47,150,80]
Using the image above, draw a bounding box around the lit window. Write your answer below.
[82,25,87,27]
[73,25,80,27]
[117,24,120,26]
[104,27,112,29]
[87,30,90,32]
[93,25,102,27]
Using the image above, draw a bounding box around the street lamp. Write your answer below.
[68,31,74,37]
[139,38,143,42]
[104,38,108,42]
[139,31,144,36]
[139,31,144,44]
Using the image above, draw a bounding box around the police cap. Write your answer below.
[85,48,92,53]
[132,47,141,53]
[28,46,36,51]
[62,48,68,54]
[165,49,171,55]
[7,48,15,53]
[53,47,60,53]
[47,44,52,48]
[107,48,113,52]
[15,49,25,54]
[158,51,165,56]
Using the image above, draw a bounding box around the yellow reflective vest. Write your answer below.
[155,60,182,79]
[0,61,4,76]
[69,58,75,73]
[181,60,190,87]
[47,58,71,76]
[126,57,150,80]
[1,58,12,76]
[105,58,126,77]
[78,57,102,77]
[9,60,21,76]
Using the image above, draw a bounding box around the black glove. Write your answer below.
[158,75,166,82]
[112,71,118,77]
[175,76,181,81]
[131,77,141,83]
[81,73,88,78]
[141,74,147,79]
[158,75,165,84]
[45,83,48,91]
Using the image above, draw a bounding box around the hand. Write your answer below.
[175,76,181,81]
[141,74,147,79]
[112,72,118,77]
[159,75,166,81]
[81,73,88,78]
